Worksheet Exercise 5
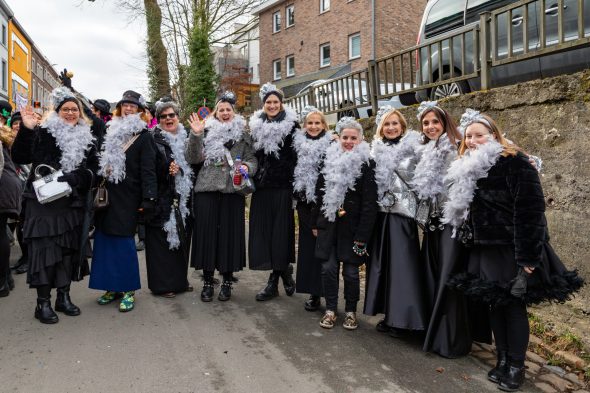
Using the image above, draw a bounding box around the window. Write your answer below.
[273,11,281,33]
[32,58,36,75]
[349,33,361,59]
[1,60,6,91]
[286,55,295,77]
[286,5,295,27]
[425,0,465,37]
[320,43,331,67]
[273,59,281,80]
[1,25,6,46]
[320,0,330,13]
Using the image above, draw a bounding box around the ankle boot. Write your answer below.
[201,281,214,302]
[7,270,15,290]
[55,286,81,316]
[498,363,525,392]
[487,351,509,383]
[35,296,59,324]
[255,272,279,301]
[280,265,296,296]
[218,281,232,301]
[304,295,321,311]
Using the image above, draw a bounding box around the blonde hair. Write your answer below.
[113,105,149,123]
[375,109,407,140]
[210,100,235,121]
[458,113,518,157]
[304,110,328,131]
[43,98,92,125]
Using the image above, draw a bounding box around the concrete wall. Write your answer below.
[364,70,590,344]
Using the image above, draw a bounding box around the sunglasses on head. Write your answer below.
[159,113,177,120]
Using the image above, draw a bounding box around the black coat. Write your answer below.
[94,129,158,236]
[253,125,298,189]
[0,145,23,217]
[312,161,378,265]
[11,124,99,207]
[470,152,548,268]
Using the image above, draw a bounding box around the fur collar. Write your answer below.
[249,108,298,157]
[442,140,503,235]
[203,115,245,166]
[160,125,194,249]
[42,112,94,173]
[371,131,420,206]
[321,141,371,222]
[410,135,457,201]
[293,130,332,203]
[99,114,146,183]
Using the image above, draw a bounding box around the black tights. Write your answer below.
[0,215,10,287]
[204,270,232,282]
[490,302,529,366]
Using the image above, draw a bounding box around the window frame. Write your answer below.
[320,0,330,14]
[272,11,281,33]
[286,55,295,77]
[286,4,295,28]
[348,33,361,60]
[273,59,282,81]
[319,43,331,68]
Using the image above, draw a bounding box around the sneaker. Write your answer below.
[319,310,337,329]
[97,291,119,305]
[343,312,358,330]
[119,291,135,312]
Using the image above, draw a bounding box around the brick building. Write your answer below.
[253,0,426,97]
[31,45,59,112]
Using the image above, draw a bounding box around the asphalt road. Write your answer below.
[1,247,541,393]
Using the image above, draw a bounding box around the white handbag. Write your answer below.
[32,164,72,204]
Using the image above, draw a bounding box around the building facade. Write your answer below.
[253,0,426,96]
[7,17,31,110]
[31,45,59,112]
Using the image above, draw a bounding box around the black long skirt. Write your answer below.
[191,192,245,273]
[295,202,323,296]
[364,213,427,330]
[248,188,295,271]
[24,197,90,288]
[145,226,190,294]
[448,243,584,306]
[422,225,473,358]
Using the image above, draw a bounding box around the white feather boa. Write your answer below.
[371,131,420,206]
[161,125,194,250]
[42,112,94,172]
[442,140,503,235]
[248,108,298,157]
[320,141,371,222]
[410,135,457,201]
[293,129,332,203]
[99,114,146,183]
[203,115,245,165]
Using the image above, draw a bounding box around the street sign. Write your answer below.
[197,106,210,120]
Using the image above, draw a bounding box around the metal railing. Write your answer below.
[285,0,590,119]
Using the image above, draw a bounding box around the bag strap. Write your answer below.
[123,134,141,153]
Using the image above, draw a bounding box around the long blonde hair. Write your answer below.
[42,97,92,125]
[458,113,518,157]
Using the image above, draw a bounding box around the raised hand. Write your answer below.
[21,105,38,130]
[188,113,205,135]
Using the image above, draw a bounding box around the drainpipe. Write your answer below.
[371,0,375,59]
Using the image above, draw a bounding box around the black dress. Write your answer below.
[295,200,323,295]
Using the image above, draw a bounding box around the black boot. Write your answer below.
[255,272,279,301]
[35,296,59,324]
[280,265,296,296]
[218,281,232,301]
[7,270,14,290]
[15,260,28,275]
[487,351,509,384]
[201,281,214,302]
[0,281,8,297]
[498,364,525,392]
[55,286,81,316]
[304,295,321,311]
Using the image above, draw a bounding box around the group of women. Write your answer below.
[0,80,583,392]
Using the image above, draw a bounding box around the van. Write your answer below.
[413,0,590,102]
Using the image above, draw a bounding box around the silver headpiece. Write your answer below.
[51,86,76,109]
[217,91,237,105]
[416,100,441,120]
[300,105,319,122]
[375,105,393,126]
[335,116,362,137]
[458,108,492,136]
[259,82,280,101]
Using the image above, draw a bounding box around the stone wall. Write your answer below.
[365,70,590,344]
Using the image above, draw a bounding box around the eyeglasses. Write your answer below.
[159,113,177,120]
[60,108,79,114]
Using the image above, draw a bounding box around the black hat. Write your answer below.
[10,111,21,125]
[0,100,12,119]
[117,90,146,110]
[92,99,112,115]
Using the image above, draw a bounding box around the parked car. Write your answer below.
[413,0,590,102]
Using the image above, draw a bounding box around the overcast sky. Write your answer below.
[7,0,148,102]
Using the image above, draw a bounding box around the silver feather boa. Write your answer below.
[442,140,503,235]
[320,141,371,222]
[293,129,332,203]
[161,125,194,250]
[410,135,457,201]
[43,112,94,173]
[98,114,146,183]
[371,131,420,207]
[248,108,298,157]
[202,115,245,166]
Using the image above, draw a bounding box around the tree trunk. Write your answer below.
[144,0,171,100]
